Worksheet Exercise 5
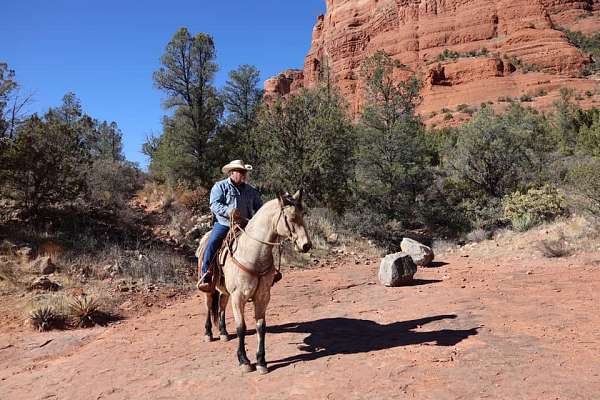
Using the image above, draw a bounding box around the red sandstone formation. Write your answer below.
[266,0,600,123]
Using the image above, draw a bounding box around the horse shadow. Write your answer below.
[267,315,478,371]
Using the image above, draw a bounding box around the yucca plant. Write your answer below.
[68,295,101,328]
[29,306,60,332]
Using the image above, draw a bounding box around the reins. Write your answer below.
[225,205,295,279]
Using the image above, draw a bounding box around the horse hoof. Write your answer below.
[240,363,254,373]
[203,335,213,343]
[256,365,268,375]
[219,334,230,342]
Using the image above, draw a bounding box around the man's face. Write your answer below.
[230,169,247,185]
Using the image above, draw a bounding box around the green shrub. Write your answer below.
[568,158,600,219]
[444,113,454,121]
[511,212,539,232]
[502,185,568,230]
[520,94,533,102]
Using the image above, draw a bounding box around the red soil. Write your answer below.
[1,241,599,399]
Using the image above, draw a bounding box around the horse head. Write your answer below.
[276,189,312,253]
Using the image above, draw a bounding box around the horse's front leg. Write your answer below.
[218,292,230,341]
[231,291,252,372]
[253,282,272,374]
[204,292,214,342]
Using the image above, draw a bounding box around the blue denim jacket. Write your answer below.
[209,178,263,227]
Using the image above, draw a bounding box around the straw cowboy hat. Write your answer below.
[222,160,253,174]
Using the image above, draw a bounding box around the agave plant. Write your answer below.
[29,306,59,332]
[68,295,100,328]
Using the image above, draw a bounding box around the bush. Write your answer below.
[177,187,210,214]
[86,159,143,209]
[538,232,573,258]
[446,105,555,199]
[568,158,600,219]
[520,94,533,102]
[502,185,568,230]
[29,306,64,331]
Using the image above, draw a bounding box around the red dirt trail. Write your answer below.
[1,247,600,399]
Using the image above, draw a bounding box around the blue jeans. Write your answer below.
[201,223,230,275]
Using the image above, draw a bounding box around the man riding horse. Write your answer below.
[197,159,263,292]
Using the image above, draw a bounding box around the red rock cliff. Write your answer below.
[267,0,600,123]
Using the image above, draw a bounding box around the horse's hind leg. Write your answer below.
[253,286,271,374]
[218,292,230,341]
[231,291,252,372]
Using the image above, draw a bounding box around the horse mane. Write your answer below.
[244,198,280,231]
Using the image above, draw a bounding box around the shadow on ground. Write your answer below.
[267,315,478,371]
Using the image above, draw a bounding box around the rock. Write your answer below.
[378,253,417,287]
[326,233,339,244]
[265,0,599,119]
[30,276,61,291]
[401,238,435,267]
[29,256,57,275]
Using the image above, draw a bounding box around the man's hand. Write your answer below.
[229,208,241,222]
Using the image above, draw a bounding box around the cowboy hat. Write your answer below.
[222,160,253,174]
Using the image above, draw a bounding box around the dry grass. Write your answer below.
[538,232,573,258]
[466,228,491,243]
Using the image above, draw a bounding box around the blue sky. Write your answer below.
[2,0,325,167]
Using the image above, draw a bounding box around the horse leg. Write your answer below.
[204,292,213,342]
[231,291,252,372]
[253,284,271,374]
[218,292,230,341]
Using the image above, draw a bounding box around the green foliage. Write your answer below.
[357,51,435,226]
[148,28,224,186]
[434,48,489,62]
[576,109,600,157]
[520,94,533,102]
[218,64,263,165]
[550,88,594,154]
[558,28,600,74]
[502,185,568,230]
[0,63,17,138]
[568,158,600,219]
[1,109,90,212]
[90,121,124,161]
[446,104,554,199]
[252,85,355,213]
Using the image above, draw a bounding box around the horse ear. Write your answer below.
[292,189,303,202]
[279,192,291,206]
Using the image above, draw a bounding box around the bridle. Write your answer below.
[226,203,302,279]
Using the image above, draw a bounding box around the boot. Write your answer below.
[196,271,213,292]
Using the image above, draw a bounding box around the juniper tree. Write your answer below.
[148,28,224,186]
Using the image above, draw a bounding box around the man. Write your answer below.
[197,160,263,291]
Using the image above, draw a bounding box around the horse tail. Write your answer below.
[211,291,220,325]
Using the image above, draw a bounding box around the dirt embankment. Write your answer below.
[1,232,600,399]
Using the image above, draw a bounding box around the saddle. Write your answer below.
[197,217,282,293]
[197,227,243,292]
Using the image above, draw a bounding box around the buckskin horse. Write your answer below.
[196,189,312,374]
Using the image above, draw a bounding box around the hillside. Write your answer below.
[266,0,600,124]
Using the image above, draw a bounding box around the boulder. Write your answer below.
[401,238,435,267]
[378,252,417,287]
[30,276,61,291]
